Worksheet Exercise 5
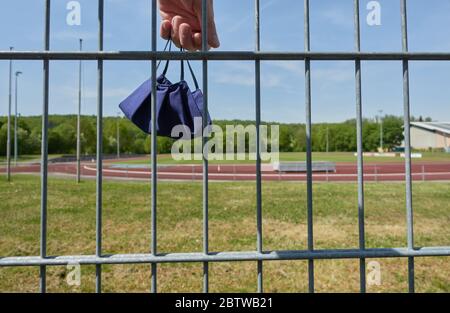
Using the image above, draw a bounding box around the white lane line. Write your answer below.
[83,166,450,178]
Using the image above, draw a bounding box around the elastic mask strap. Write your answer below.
[180,47,199,90]
[157,38,171,70]
[162,39,172,76]
[186,58,199,90]
[180,47,185,81]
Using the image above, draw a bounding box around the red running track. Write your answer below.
[5,161,450,182]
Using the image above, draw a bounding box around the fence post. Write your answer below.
[304,0,315,293]
[401,0,416,293]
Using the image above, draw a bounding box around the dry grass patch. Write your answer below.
[1,176,449,292]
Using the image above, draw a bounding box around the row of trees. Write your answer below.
[277,115,405,152]
[0,115,408,156]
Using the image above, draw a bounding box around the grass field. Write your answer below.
[0,175,449,293]
[111,152,450,165]
[0,154,62,164]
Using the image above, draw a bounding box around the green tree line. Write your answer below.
[0,115,406,156]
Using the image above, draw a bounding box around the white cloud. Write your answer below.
[213,62,282,88]
[58,85,132,100]
[224,0,278,34]
[313,67,353,83]
[268,61,352,84]
[319,7,353,28]
[269,61,303,75]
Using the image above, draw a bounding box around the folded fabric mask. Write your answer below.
[119,40,211,139]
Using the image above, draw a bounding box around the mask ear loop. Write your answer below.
[157,38,171,70]
[161,39,172,76]
[186,57,199,90]
[180,47,185,81]
[180,47,199,90]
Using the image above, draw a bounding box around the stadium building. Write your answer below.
[409,122,450,151]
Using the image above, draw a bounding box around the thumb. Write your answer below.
[206,0,220,48]
[196,0,220,49]
[207,19,220,48]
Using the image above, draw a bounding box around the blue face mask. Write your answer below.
[119,39,211,139]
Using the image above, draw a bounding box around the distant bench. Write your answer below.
[272,161,336,173]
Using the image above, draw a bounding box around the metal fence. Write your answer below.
[1,0,450,293]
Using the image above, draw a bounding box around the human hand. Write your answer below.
[159,0,220,51]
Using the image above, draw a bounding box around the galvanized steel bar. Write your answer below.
[401,0,415,294]
[3,51,450,61]
[6,47,13,182]
[1,246,449,267]
[76,39,83,183]
[201,0,210,294]
[14,70,21,166]
[95,0,104,294]
[304,0,314,293]
[354,0,366,293]
[151,0,158,294]
[40,0,51,294]
[255,0,263,294]
[151,0,158,293]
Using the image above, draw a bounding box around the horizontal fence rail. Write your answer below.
[2,247,450,267]
[1,0,449,294]
[2,51,450,61]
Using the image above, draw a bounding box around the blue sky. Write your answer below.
[1,0,450,123]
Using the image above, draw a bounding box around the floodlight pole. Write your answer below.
[116,112,120,159]
[378,110,384,152]
[326,126,329,154]
[14,71,23,166]
[76,39,83,183]
[6,47,13,182]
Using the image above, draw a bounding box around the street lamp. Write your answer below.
[14,71,23,166]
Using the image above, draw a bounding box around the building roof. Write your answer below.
[411,122,450,135]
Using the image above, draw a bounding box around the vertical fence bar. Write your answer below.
[14,70,18,166]
[77,39,83,183]
[304,0,314,293]
[354,0,366,293]
[400,0,415,293]
[201,0,210,293]
[150,0,158,293]
[255,0,263,293]
[40,0,51,293]
[96,0,104,293]
[7,47,13,181]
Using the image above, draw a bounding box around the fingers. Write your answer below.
[192,27,219,51]
[159,0,220,51]
[179,23,195,51]
[193,32,202,50]
[160,20,172,40]
[171,16,197,51]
